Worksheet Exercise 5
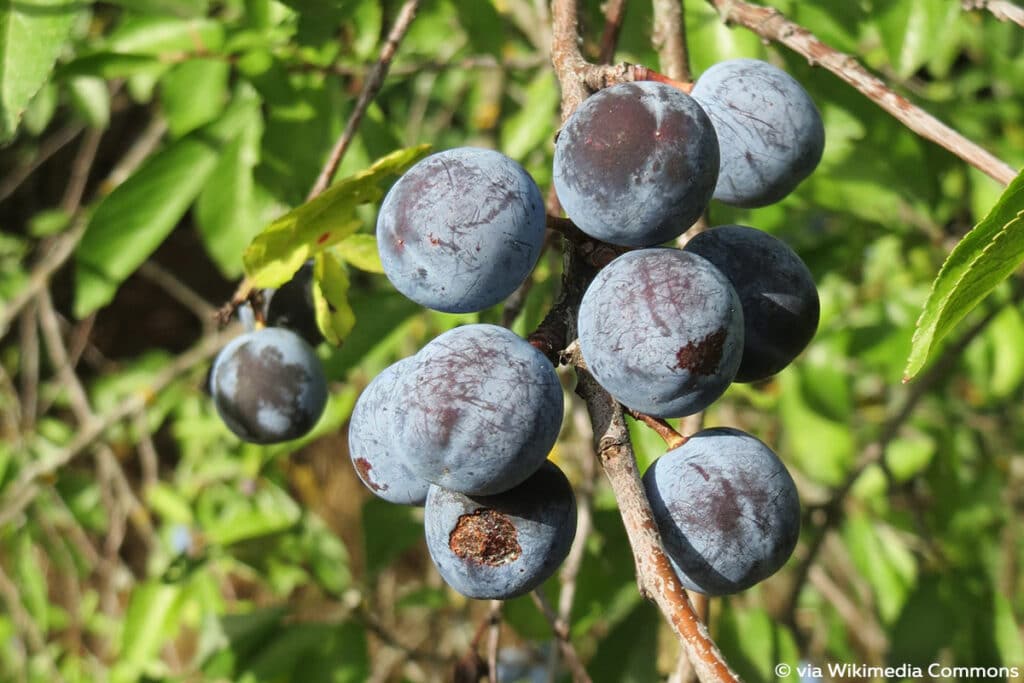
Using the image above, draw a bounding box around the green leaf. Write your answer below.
[313,250,355,346]
[105,0,209,16]
[67,76,110,129]
[146,482,193,524]
[74,133,220,317]
[160,58,231,137]
[501,70,559,161]
[21,80,57,134]
[0,0,81,142]
[111,581,185,683]
[28,209,71,237]
[334,234,383,273]
[904,169,1024,380]
[242,144,430,288]
[57,52,164,80]
[875,0,949,79]
[195,90,264,277]
[104,16,224,55]
[361,497,422,577]
[588,603,659,683]
[201,482,301,547]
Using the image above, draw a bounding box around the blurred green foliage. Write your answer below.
[0,1,1022,681]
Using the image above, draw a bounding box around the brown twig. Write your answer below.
[653,0,690,81]
[0,325,241,524]
[706,0,1018,186]
[0,123,85,203]
[0,115,164,339]
[625,408,688,450]
[963,0,1024,27]
[530,589,594,683]
[487,600,502,683]
[598,0,628,63]
[307,0,422,200]
[549,7,738,676]
[574,365,737,683]
[138,260,217,331]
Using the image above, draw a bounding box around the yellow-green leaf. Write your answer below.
[242,144,430,288]
[335,234,383,273]
[313,251,355,346]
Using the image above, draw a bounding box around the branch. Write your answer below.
[575,365,737,683]
[598,0,629,64]
[625,408,688,450]
[530,589,594,683]
[306,0,422,200]
[486,601,502,683]
[706,0,1018,186]
[963,0,1024,27]
[653,0,690,81]
[0,325,240,524]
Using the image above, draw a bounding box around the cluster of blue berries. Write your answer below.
[208,58,823,600]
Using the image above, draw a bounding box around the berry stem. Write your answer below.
[625,408,689,450]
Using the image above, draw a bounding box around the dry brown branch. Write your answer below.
[963,0,1024,26]
[530,589,594,683]
[575,366,737,683]
[706,0,1018,186]
[653,0,690,80]
[0,325,240,524]
[486,600,502,683]
[307,0,422,199]
[598,0,629,63]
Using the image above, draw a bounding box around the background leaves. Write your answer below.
[0,1,1022,681]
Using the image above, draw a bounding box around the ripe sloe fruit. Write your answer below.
[210,327,328,444]
[553,81,719,247]
[684,225,819,382]
[392,324,563,496]
[424,461,577,600]
[348,358,429,506]
[577,249,743,418]
[692,58,824,208]
[643,428,801,595]
[376,147,547,313]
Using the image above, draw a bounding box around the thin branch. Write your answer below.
[307,0,422,200]
[653,0,690,81]
[0,123,85,203]
[598,0,629,63]
[0,116,165,339]
[625,408,689,450]
[138,260,217,331]
[574,364,737,683]
[0,215,87,339]
[60,126,104,213]
[0,560,67,683]
[706,0,1018,186]
[530,589,593,683]
[19,300,39,430]
[0,325,240,524]
[486,601,502,683]
[963,0,1024,27]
